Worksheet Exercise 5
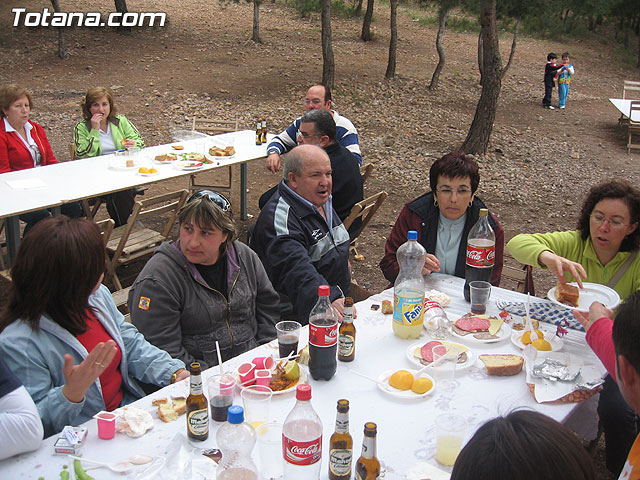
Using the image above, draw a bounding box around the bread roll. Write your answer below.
[479,354,524,376]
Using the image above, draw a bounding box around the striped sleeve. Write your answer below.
[334,113,361,165]
[267,118,301,156]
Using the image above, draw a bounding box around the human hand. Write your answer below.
[123,139,136,148]
[172,368,190,384]
[538,250,587,288]
[421,254,441,276]
[61,340,118,403]
[90,113,104,131]
[572,301,614,332]
[266,153,281,173]
[332,297,345,321]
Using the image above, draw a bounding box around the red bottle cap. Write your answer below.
[296,384,312,401]
[318,285,330,297]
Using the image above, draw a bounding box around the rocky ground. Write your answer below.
[1,1,638,475]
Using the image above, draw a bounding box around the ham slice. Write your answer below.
[420,341,443,363]
[454,315,491,332]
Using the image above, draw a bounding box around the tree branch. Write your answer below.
[501,19,519,79]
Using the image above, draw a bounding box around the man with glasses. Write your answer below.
[251,144,352,323]
[380,152,504,285]
[265,84,361,173]
[128,190,280,369]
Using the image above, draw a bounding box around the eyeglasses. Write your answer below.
[590,213,628,229]
[435,187,472,197]
[187,190,231,212]
[296,130,321,140]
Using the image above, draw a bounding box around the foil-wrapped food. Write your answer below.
[532,358,581,382]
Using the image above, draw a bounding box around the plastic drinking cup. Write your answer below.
[256,422,284,479]
[241,385,272,430]
[254,369,272,387]
[435,413,467,466]
[469,281,491,315]
[93,411,117,440]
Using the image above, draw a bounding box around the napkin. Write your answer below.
[6,178,47,189]
[496,300,584,332]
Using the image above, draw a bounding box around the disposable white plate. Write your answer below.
[137,171,160,177]
[377,369,435,399]
[175,161,204,171]
[547,282,620,312]
[405,341,476,371]
[450,320,512,344]
[205,146,236,162]
[237,368,307,396]
[511,330,563,352]
[109,159,138,170]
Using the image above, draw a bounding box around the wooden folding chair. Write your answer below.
[360,163,373,185]
[95,218,115,246]
[106,190,188,290]
[111,286,132,323]
[343,190,388,256]
[620,80,640,126]
[190,117,239,197]
[501,254,535,295]
[628,101,640,154]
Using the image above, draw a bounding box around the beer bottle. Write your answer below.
[255,120,262,145]
[355,422,380,479]
[186,362,209,441]
[329,399,353,480]
[338,297,356,362]
[261,118,267,144]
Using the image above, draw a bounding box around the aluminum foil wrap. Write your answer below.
[532,358,581,382]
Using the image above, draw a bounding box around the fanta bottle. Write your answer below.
[393,230,426,339]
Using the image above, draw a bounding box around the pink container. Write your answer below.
[93,411,116,440]
[252,356,275,370]
[254,369,272,387]
[237,362,256,386]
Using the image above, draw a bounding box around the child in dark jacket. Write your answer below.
[542,53,563,109]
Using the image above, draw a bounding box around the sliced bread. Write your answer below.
[479,354,524,376]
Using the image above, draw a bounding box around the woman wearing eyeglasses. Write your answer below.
[128,190,280,369]
[508,179,640,477]
[379,152,504,284]
[0,84,82,233]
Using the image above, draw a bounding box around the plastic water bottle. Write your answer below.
[216,406,258,480]
[393,230,427,339]
[283,384,323,479]
[423,299,450,339]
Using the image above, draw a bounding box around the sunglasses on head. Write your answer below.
[187,190,231,212]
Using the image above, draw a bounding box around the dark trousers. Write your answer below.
[20,201,84,236]
[598,374,638,476]
[103,189,136,227]
[542,83,554,107]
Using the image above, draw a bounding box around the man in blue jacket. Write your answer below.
[251,144,352,324]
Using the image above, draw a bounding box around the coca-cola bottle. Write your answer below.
[309,285,339,381]
[282,384,323,479]
[463,208,495,302]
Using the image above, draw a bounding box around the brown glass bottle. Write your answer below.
[355,422,380,479]
[329,399,353,480]
[256,120,262,145]
[261,118,267,144]
[186,362,209,441]
[338,297,356,362]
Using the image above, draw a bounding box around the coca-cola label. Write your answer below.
[423,300,442,311]
[309,321,338,347]
[466,244,495,268]
[283,434,322,466]
[393,295,424,326]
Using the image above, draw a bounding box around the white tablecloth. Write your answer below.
[0,274,605,479]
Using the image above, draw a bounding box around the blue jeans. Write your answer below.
[558,83,570,108]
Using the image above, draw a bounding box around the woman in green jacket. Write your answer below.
[73,87,144,226]
[507,179,640,477]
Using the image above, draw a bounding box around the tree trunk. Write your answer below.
[461,0,502,155]
[501,19,519,79]
[114,0,131,33]
[361,0,374,41]
[252,0,262,43]
[637,33,640,69]
[321,0,335,89]
[429,5,450,89]
[355,0,363,16]
[385,0,398,78]
[50,0,67,59]
[477,32,483,78]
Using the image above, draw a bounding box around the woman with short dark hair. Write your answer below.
[379,152,504,284]
[451,410,597,480]
[129,190,280,369]
[0,217,187,437]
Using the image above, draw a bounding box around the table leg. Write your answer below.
[5,216,20,267]
[241,163,247,220]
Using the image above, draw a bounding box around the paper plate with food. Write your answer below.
[450,314,511,343]
[269,361,307,395]
[547,281,620,312]
[110,158,138,170]
[206,145,236,162]
[406,340,476,371]
[377,369,435,399]
[175,160,205,171]
[511,328,563,352]
[152,153,179,164]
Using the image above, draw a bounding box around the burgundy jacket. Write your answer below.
[379,192,504,285]
[0,120,57,173]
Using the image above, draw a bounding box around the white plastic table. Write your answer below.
[609,98,640,121]
[0,130,269,265]
[0,273,605,479]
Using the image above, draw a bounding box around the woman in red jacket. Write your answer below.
[0,84,81,234]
